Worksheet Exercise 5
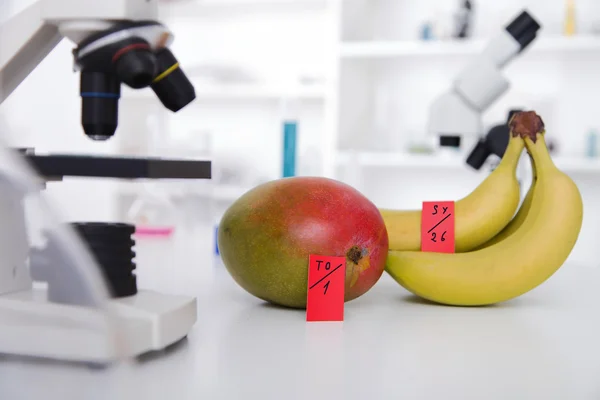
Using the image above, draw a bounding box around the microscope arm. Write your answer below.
[0,2,64,104]
[0,0,161,105]
[426,36,515,140]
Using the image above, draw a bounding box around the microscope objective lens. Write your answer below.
[112,38,157,89]
[80,71,120,140]
[151,48,196,112]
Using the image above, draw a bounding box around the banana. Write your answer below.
[474,153,538,249]
[380,133,524,252]
[385,111,583,306]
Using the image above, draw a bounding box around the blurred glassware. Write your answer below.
[453,0,474,39]
[563,0,577,36]
[586,129,598,159]
[167,129,214,199]
[124,114,180,236]
[420,21,434,40]
[126,182,178,237]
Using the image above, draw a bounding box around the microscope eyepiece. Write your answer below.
[506,11,541,51]
[151,48,196,112]
[80,71,120,141]
[112,38,157,89]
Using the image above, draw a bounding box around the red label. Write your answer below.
[306,255,345,322]
[421,201,455,253]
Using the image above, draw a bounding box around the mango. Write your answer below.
[218,176,389,308]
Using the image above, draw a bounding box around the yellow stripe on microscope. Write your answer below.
[153,63,179,83]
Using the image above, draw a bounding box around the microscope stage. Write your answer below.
[23,153,212,180]
[0,285,197,363]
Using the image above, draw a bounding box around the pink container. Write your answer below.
[134,226,175,237]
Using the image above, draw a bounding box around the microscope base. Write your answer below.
[0,285,197,363]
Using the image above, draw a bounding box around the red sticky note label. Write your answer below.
[421,201,455,253]
[306,255,345,322]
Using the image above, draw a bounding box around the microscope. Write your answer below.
[427,10,541,154]
[0,0,211,363]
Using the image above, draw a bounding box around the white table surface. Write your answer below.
[2,228,600,400]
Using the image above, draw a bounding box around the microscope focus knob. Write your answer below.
[71,222,138,298]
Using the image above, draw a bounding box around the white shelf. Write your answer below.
[337,151,464,168]
[340,35,600,59]
[167,0,325,5]
[159,0,328,17]
[117,182,251,202]
[554,158,600,173]
[211,184,251,201]
[337,151,600,174]
[122,85,325,102]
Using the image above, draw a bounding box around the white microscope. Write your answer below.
[428,10,541,155]
[0,0,208,363]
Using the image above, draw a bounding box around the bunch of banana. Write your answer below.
[385,111,584,306]
[380,131,524,252]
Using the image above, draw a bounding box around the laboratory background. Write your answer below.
[4,0,600,266]
[2,0,600,399]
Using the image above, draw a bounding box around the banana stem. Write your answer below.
[525,135,556,175]
[528,152,537,180]
[508,110,550,176]
[495,136,525,172]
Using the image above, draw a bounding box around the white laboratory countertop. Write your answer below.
[2,229,600,400]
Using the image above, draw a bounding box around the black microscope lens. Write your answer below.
[80,71,120,140]
[151,48,196,112]
[466,140,491,170]
[112,39,157,89]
